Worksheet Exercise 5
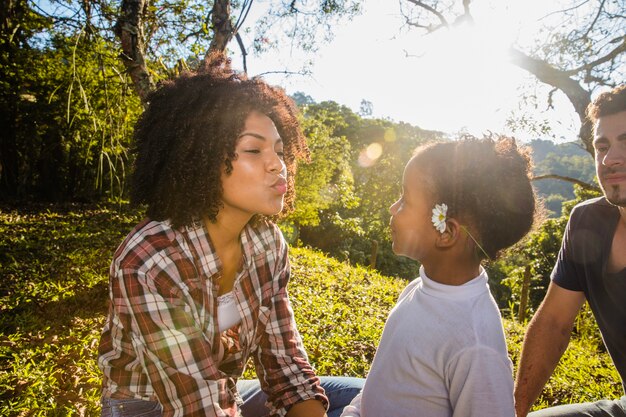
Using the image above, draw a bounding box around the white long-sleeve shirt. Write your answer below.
[342,266,514,417]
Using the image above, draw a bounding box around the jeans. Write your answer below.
[528,397,626,417]
[100,376,364,417]
[101,397,162,417]
[238,376,364,417]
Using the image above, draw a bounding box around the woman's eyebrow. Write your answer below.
[237,132,283,143]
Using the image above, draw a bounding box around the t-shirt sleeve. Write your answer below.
[551,205,584,292]
[447,345,515,417]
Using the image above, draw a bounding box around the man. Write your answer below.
[514,84,626,417]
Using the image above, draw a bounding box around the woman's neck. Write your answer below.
[203,208,251,251]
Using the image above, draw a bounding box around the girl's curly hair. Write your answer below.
[411,135,537,260]
[130,53,309,228]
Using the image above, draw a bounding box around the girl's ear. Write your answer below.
[435,218,461,248]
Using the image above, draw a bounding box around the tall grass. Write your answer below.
[0,203,622,415]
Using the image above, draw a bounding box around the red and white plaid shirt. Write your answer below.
[98,219,327,417]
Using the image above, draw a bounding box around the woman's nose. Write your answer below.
[268,152,285,173]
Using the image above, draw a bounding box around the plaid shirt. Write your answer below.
[98,219,327,417]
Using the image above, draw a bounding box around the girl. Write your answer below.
[97,54,362,417]
[342,136,536,417]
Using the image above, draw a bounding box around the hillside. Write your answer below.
[528,139,596,216]
[0,203,621,415]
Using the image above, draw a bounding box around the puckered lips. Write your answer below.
[271,176,287,194]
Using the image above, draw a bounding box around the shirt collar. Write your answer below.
[183,220,271,278]
[418,265,489,301]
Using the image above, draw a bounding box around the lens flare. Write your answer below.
[358,143,383,167]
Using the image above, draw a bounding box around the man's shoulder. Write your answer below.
[570,196,617,219]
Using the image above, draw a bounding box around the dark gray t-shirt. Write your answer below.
[552,197,626,392]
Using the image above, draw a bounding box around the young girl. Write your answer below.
[97,54,362,417]
[341,136,536,417]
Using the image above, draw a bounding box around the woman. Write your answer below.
[98,54,362,417]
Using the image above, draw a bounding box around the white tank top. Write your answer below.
[217,291,242,332]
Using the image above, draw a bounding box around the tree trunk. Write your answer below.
[115,0,154,105]
[369,240,378,269]
[207,0,234,56]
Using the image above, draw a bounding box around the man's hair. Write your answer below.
[586,84,626,123]
[411,136,536,260]
[130,53,308,228]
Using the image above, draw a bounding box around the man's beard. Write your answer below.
[598,166,626,207]
[602,184,626,207]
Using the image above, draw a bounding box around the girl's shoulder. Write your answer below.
[397,277,422,302]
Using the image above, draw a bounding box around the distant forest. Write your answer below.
[528,139,596,217]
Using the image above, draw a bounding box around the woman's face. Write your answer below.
[220,111,288,221]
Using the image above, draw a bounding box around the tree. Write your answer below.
[115,0,362,103]
[0,0,361,200]
[0,0,142,200]
[284,111,360,242]
[399,0,625,155]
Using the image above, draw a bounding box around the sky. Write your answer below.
[232,0,583,143]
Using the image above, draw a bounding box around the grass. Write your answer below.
[0,203,622,416]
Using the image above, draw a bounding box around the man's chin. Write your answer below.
[604,192,626,207]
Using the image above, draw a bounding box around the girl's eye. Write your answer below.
[277,150,285,158]
[244,149,260,154]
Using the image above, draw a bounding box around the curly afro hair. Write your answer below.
[411,135,537,260]
[130,53,309,228]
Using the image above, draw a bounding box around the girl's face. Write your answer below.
[389,157,439,262]
[220,111,288,221]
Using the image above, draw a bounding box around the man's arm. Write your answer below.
[514,282,585,417]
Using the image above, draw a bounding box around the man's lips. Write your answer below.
[601,170,626,185]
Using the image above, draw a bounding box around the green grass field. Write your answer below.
[0,204,622,416]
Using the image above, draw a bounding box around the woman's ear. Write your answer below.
[435,218,461,248]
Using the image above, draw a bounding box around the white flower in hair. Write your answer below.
[431,203,448,233]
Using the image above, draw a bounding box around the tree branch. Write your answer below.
[582,0,606,39]
[532,174,600,192]
[405,0,449,31]
[509,47,593,153]
[565,35,626,75]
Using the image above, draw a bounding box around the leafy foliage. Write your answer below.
[0,203,622,415]
[491,185,603,318]
[0,3,142,200]
[294,100,445,277]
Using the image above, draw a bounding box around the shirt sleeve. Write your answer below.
[251,230,328,417]
[551,205,584,292]
[114,251,233,417]
[447,345,515,417]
